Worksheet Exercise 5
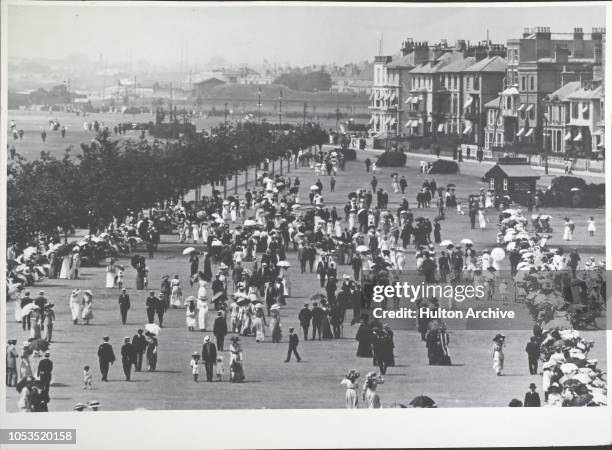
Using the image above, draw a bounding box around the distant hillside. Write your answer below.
[206,83,367,103]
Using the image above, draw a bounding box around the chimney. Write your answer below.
[401,38,415,56]
[535,26,551,40]
[574,27,584,40]
[413,41,429,65]
[487,44,507,58]
[591,27,605,41]
[555,45,570,63]
[522,27,531,38]
[456,39,467,52]
[594,41,603,64]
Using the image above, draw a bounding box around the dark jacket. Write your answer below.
[524,391,541,407]
[97,342,116,363]
[201,342,217,363]
[37,358,53,377]
[289,333,299,348]
[121,343,136,363]
[312,306,325,324]
[213,316,228,336]
[298,307,312,326]
[118,293,130,310]
[132,334,147,353]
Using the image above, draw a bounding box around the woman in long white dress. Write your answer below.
[563,218,574,241]
[252,310,266,342]
[192,223,200,244]
[105,261,116,288]
[197,295,209,331]
[341,370,360,408]
[81,291,94,325]
[478,209,487,230]
[59,254,71,279]
[492,335,505,376]
[69,289,81,324]
[170,276,182,308]
[362,372,383,408]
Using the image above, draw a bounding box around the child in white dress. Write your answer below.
[587,217,596,237]
[190,353,200,382]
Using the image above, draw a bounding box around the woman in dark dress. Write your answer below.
[189,253,199,286]
[355,319,373,357]
[146,334,158,371]
[321,303,334,340]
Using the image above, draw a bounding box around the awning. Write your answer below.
[564,131,572,141]
[437,123,444,132]
[389,93,397,103]
[582,105,589,113]
[502,86,519,96]
[517,104,526,112]
[404,121,412,128]
[375,91,381,100]
[404,96,413,104]
[526,104,534,112]
[463,124,472,134]
[369,91,375,101]
[383,93,391,101]
[516,128,525,137]
[368,117,374,125]
[411,97,420,104]
[573,132,582,142]
[463,97,474,109]
[524,129,534,137]
[389,118,397,127]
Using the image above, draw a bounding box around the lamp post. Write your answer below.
[257,88,262,124]
[224,102,228,125]
[542,113,549,175]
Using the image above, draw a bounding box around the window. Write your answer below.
[521,76,526,91]
[503,178,508,191]
[529,105,535,121]
[507,97,512,109]
[582,102,590,119]
[467,77,471,90]
[572,102,579,119]
[530,77,535,91]
[474,76,479,90]
[440,75,445,88]
[489,178,495,190]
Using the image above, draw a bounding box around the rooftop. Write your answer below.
[566,85,603,100]
[484,96,502,109]
[545,81,581,102]
[463,56,508,73]
[486,164,541,178]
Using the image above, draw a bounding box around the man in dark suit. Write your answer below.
[213,311,227,351]
[118,288,130,325]
[120,337,136,381]
[145,291,157,324]
[97,336,115,381]
[298,303,312,340]
[524,383,541,407]
[311,302,325,340]
[36,351,53,394]
[201,336,217,382]
[131,329,147,371]
[525,336,540,375]
[284,328,301,362]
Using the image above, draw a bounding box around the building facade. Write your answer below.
[542,81,580,155]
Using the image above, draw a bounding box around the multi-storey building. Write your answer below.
[500,27,604,154]
[461,54,507,147]
[483,95,504,151]
[369,55,399,136]
[566,81,603,156]
[542,81,581,155]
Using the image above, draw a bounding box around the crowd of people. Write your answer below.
[5,141,607,410]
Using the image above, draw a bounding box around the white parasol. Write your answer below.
[243,219,257,227]
[270,304,281,311]
[182,247,197,256]
[491,248,505,262]
[145,323,161,336]
[439,240,453,247]
[211,240,223,247]
[460,238,473,245]
[276,261,291,268]
[310,185,319,191]
[356,245,369,253]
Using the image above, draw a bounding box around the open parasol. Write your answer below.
[243,219,257,227]
[276,261,291,268]
[182,247,197,256]
[409,395,436,408]
[356,245,369,253]
[145,323,161,336]
[439,240,453,247]
[310,185,319,191]
[460,238,473,245]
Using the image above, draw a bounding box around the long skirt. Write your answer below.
[59,256,71,279]
[14,300,21,323]
[105,272,115,288]
[345,389,358,409]
[170,287,182,307]
[198,306,208,330]
[493,351,504,374]
[230,361,245,382]
[136,275,145,290]
[70,302,81,321]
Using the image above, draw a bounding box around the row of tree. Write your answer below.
[7,122,328,251]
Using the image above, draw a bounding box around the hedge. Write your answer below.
[377,151,406,167]
[428,159,459,174]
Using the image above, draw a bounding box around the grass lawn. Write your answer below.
[4,118,606,411]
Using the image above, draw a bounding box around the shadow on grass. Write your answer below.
[146,370,181,374]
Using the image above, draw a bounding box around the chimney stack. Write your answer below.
[574,27,584,40]
[522,27,531,38]
[554,45,570,63]
[591,27,605,41]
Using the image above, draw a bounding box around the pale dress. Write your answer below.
[105,264,116,288]
[363,388,381,408]
[197,298,208,330]
[59,255,71,279]
[69,293,81,320]
[170,279,182,307]
[492,343,504,375]
[341,379,359,408]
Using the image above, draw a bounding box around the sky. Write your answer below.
[7,2,607,67]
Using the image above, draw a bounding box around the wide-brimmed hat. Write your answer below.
[493,333,505,342]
